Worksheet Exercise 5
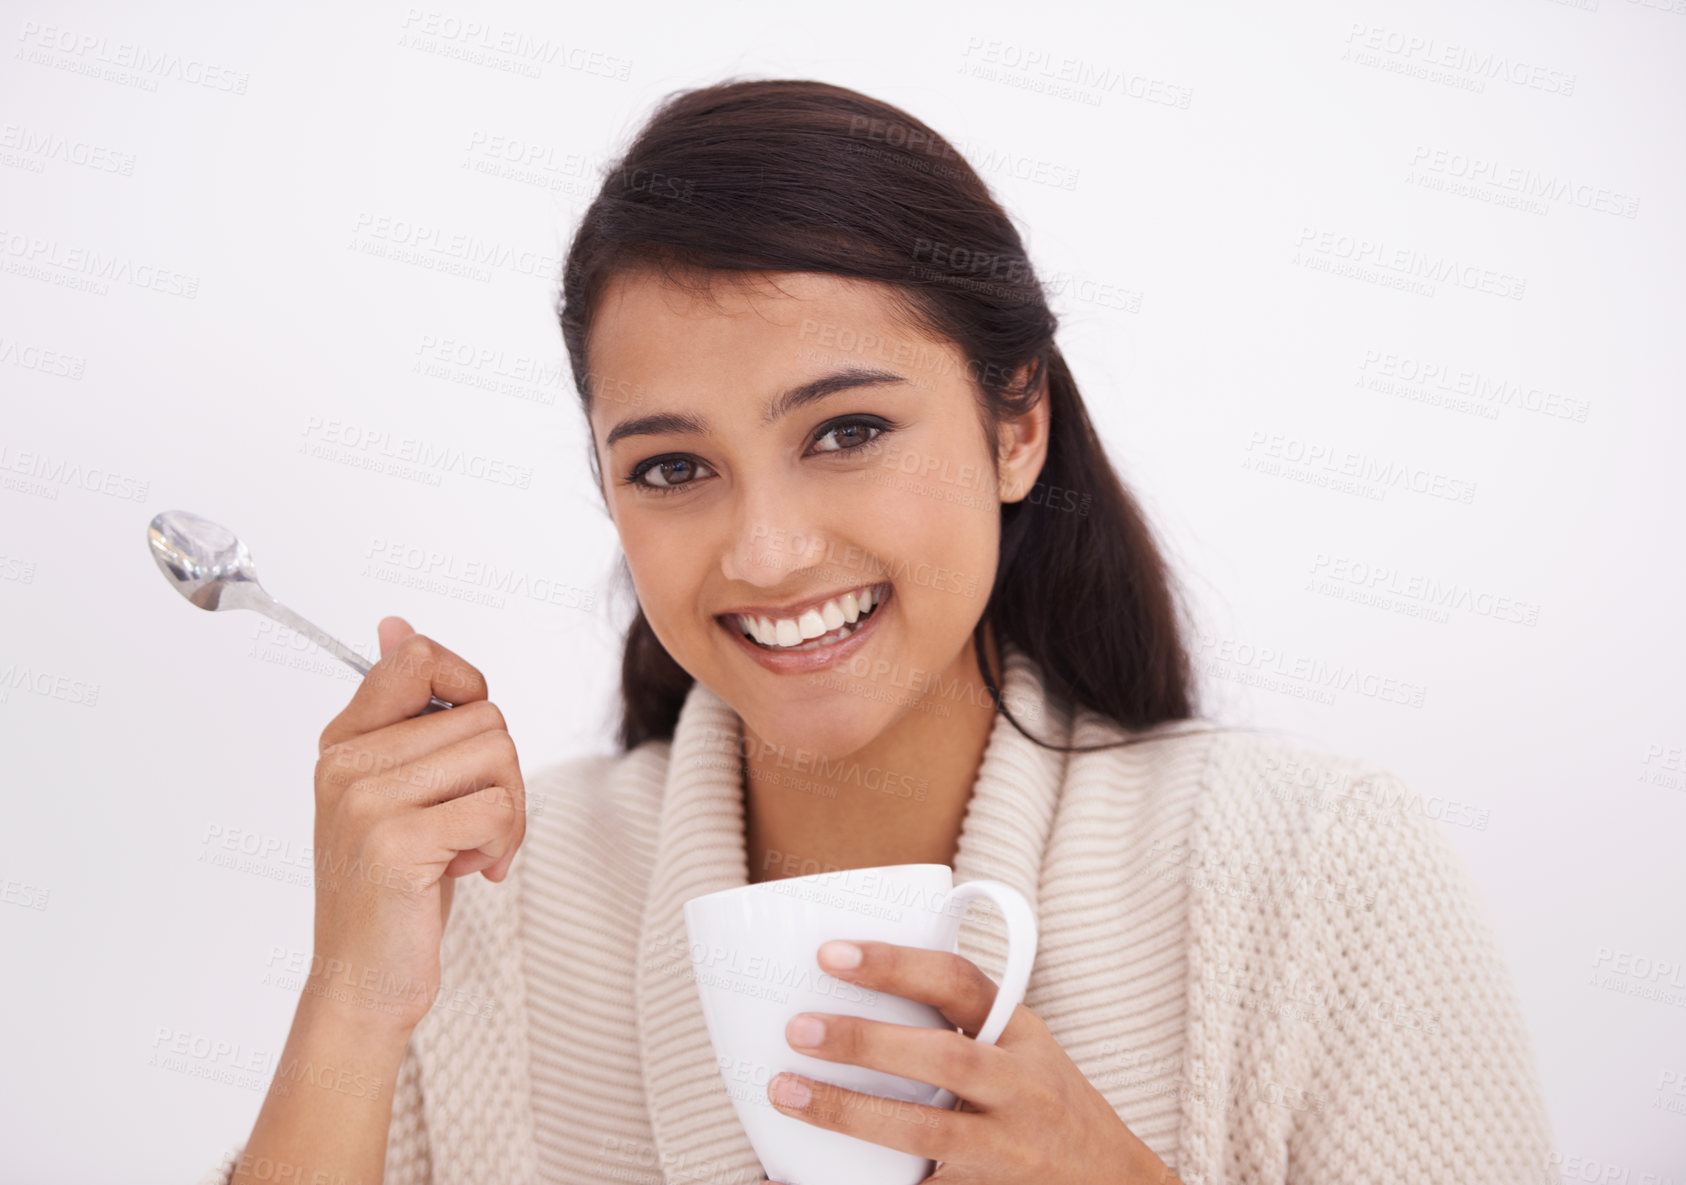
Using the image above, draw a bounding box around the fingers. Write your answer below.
[479,836,519,882]
[320,704,517,808]
[764,1068,978,1165]
[380,783,526,888]
[319,699,510,792]
[783,1011,1014,1109]
[321,630,490,750]
[817,940,1003,1037]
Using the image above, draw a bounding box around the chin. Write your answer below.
[733,694,894,765]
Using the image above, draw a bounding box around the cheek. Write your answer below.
[858,474,997,608]
[618,516,707,623]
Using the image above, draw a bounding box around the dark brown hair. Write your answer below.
[558,77,1228,755]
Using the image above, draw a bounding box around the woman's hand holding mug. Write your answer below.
[758,939,1185,1185]
[307,615,527,1037]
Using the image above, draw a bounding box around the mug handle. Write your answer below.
[926,878,1037,1112]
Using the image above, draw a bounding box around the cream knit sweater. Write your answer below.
[199,641,1557,1184]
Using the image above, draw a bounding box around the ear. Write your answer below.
[995,363,1052,503]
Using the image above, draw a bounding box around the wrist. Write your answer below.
[297,967,432,1039]
[294,983,420,1054]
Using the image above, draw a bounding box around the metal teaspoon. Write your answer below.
[147,509,454,714]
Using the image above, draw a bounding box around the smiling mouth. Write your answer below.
[719,582,891,652]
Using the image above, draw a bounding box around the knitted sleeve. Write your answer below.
[194,1031,432,1184]
[1285,765,1559,1182]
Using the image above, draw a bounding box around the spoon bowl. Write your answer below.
[148,509,453,714]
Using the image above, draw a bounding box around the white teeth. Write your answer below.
[729,584,887,652]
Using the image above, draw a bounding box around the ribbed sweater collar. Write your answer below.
[633,639,1074,1182]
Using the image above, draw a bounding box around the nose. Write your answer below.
[719,482,831,589]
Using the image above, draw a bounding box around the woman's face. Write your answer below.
[586,268,1047,758]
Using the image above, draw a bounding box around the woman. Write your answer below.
[202,79,1557,1184]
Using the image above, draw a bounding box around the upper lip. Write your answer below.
[716,581,888,622]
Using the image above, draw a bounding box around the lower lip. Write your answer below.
[717,587,892,675]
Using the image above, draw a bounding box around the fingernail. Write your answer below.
[787,1014,825,1047]
[772,1074,811,1108]
[818,940,861,970]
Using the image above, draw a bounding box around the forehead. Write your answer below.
[585,268,935,414]
[591,268,907,347]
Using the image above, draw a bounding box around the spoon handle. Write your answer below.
[249,594,454,714]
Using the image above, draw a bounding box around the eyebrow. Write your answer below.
[602,366,909,449]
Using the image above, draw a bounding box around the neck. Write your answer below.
[742,626,1004,884]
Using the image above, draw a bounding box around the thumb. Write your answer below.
[377,615,414,658]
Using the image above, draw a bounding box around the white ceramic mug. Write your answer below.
[682,863,1037,1185]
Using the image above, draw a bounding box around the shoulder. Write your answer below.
[1187,728,1505,975]
[1168,728,1496,934]
[1189,727,1420,847]
[1064,719,1380,835]
[1171,732,1557,1173]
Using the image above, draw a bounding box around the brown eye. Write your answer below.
[632,456,714,491]
[811,419,885,454]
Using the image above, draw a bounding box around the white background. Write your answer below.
[1,0,1682,1181]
